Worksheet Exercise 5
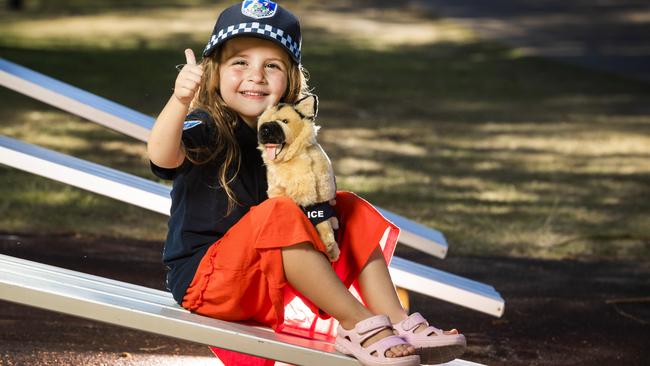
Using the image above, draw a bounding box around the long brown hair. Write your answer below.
[184,43,310,215]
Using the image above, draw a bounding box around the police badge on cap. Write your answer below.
[202,0,302,63]
[241,0,277,19]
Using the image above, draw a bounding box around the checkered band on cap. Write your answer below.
[203,22,301,62]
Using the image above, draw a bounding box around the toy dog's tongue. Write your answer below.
[264,144,280,161]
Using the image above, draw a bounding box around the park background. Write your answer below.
[1,0,649,365]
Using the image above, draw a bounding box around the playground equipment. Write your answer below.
[0,57,502,364]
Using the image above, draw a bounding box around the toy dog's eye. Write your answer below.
[281,119,289,124]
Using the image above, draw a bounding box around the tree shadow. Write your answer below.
[1,11,649,260]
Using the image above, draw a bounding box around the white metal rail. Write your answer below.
[0,254,357,366]
[0,135,505,317]
[0,254,486,365]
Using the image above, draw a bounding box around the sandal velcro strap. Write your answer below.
[396,312,444,337]
[355,314,392,334]
[335,314,422,365]
[397,312,427,332]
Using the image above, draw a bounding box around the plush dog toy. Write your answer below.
[257,95,340,261]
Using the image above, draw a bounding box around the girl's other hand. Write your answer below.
[174,49,203,106]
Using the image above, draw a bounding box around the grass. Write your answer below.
[1,1,649,261]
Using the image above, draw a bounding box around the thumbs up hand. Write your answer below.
[174,48,203,106]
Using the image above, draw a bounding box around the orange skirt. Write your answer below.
[181,191,400,334]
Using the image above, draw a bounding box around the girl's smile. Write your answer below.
[219,37,290,128]
[240,90,269,99]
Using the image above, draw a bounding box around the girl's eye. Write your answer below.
[266,63,281,70]
[232,60,247,66]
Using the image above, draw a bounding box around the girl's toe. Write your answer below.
[399,346,409,356]
[391,345,409,357]
[401,344,414,356]
[393,346,404,357]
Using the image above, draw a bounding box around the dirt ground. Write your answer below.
[0,232,648,365]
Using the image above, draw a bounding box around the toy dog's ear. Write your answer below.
[294,94,318,120]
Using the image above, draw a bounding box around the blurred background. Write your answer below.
[1,1,649,365]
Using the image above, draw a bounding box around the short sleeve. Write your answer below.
[149,109,215,180]
[180,109,215,150]
[150,160,181,180]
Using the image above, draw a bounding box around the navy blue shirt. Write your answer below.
[150,109,268,304]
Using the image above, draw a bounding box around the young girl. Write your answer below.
[147,1,466,365]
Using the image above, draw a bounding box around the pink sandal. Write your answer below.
[393,312,467,364]
[335,315,420,366]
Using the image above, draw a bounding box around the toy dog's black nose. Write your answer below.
[259,124,273,139]
[258,122,285,144]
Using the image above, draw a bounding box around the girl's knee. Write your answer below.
[281,242,314,253]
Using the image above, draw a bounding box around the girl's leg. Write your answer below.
[281,243,415,358]
[357,247,459,335]
[356,247,408,323]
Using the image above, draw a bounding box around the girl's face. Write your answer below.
[219,37,290,128]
